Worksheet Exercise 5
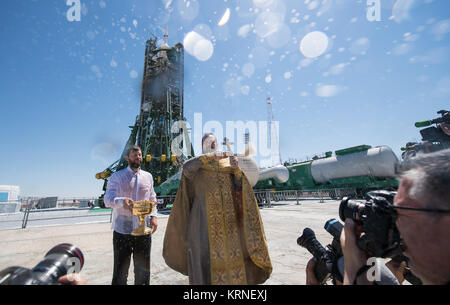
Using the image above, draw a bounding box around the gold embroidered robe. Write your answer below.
[162,154,272,285]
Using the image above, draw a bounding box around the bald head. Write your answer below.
[202,133,217,154]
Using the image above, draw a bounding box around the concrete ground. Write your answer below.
[0,200,343,285]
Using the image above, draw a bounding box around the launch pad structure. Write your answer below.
[95,32,194,206]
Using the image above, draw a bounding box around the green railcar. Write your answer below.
[156,145,400,200]
[254,145,399,196]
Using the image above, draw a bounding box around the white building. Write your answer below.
[0,185,21,213]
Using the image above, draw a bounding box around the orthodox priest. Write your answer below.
[163,133,272,285]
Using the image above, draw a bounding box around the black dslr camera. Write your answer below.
[0,243,84,285]
[297,219,344,284]
[297,190,416,285]
[339,190,405,258]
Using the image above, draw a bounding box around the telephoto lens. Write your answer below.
[0,243,84,285]
[297,228,327,259]
[297,228,332,283]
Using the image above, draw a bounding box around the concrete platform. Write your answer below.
[0,200,342,285]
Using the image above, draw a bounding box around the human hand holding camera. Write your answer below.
[340,219,372,285]
[58,274,87,285]
[305,258,343,285]
[305,258,320,285]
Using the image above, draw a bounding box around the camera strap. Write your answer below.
[353,265,371,285]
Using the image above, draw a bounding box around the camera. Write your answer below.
[0,243,84,285]
[297,219,344,284]
[298,190,410,285]
[339,190,405,258]
[298,216,406,285]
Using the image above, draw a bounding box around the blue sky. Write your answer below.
[0,0,449,197]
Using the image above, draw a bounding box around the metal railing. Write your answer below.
[15,198,112,230]
[156,195,177,209]
[0,189,353,230]
[0,195,178,231]
[253,188,357,207]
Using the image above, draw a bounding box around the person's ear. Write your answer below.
[400,178,413,194]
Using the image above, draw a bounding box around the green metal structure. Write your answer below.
[95,33,194,207]
[254,145,399,196]
[155,144,400,199]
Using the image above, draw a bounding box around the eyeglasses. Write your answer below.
[391,205,450,215]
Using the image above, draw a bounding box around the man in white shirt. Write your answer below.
[104,145,158,285]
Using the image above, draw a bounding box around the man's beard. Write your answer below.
[129,161,141,169]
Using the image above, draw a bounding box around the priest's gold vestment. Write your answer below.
[163,154,272,285]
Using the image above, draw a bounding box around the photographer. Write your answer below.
[341,149,450,285]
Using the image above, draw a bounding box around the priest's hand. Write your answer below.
[211,151,230,161]
[230,156,239,168]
